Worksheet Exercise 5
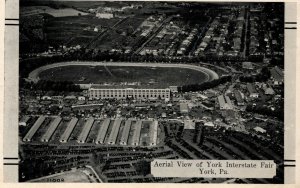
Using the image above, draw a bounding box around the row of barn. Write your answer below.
[22,116,158,146]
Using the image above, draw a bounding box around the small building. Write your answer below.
[169,86,178,93]
[180,103,189,113]
[65,95,77,100]
[270,66,284,85]
[96,12,114,19]
[197,93,208,100]
[51,95,64,100]
[247,83,259,98]
[78,96,86,101]
[253,126,267,134]
[242,62,254,70]
[184,120,195,129]
[234,90,244,106]
[41,96,52,100]
[262,84,275,95]
[217,95,233,110]
[204,121,214,127]
[19,116,30,127]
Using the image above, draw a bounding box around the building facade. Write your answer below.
[89,87,171,100]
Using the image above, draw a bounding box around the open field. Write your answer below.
[29,168,96,182]
[45,16,121,46]
[21,6,89,17]
[30,62,219,87]
[89,16,148,50]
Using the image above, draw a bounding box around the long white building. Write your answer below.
[89,87,170,100]
[59,118,78,143]
[120,120,132,145]
[23,116,46,142]
[41,117,62,142]
[77,117,94,143]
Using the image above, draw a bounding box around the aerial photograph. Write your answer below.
[19,0,284,183]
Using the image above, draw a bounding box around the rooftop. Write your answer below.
[90,84,170,90]
[270,66,284,81]
[246,83,257,94]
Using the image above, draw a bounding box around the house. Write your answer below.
[180,103,189,113]
[270,66,283,85]
[247,83,259,98]
[184,120,195,129]
[242,62,254,70]
[234,90,244,106]
[262,84,275,95]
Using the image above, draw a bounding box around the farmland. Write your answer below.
[88,16,149,50]
[45,16,122,46]
[21,6,89,17]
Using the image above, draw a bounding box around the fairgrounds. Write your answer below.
[28,62,219,85]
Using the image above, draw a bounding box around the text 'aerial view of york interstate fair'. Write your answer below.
[18,0,284,183]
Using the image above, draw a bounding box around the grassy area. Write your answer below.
[45,15,121,46]
[39,65,208,88]
[21,6,89,17]
[31,169,92,182]
[89,16,148,50]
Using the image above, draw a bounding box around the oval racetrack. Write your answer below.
[28,61,219,84]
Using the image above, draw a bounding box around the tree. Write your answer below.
[135,160,151,176]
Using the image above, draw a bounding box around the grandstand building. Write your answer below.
[89,86,170,100]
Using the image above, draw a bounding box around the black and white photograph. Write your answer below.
[2,0,297,184]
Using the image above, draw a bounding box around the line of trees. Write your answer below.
[246,105,284,121]
[178,75,232,92]
[20,78,82,92]
[239,67,271,83]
